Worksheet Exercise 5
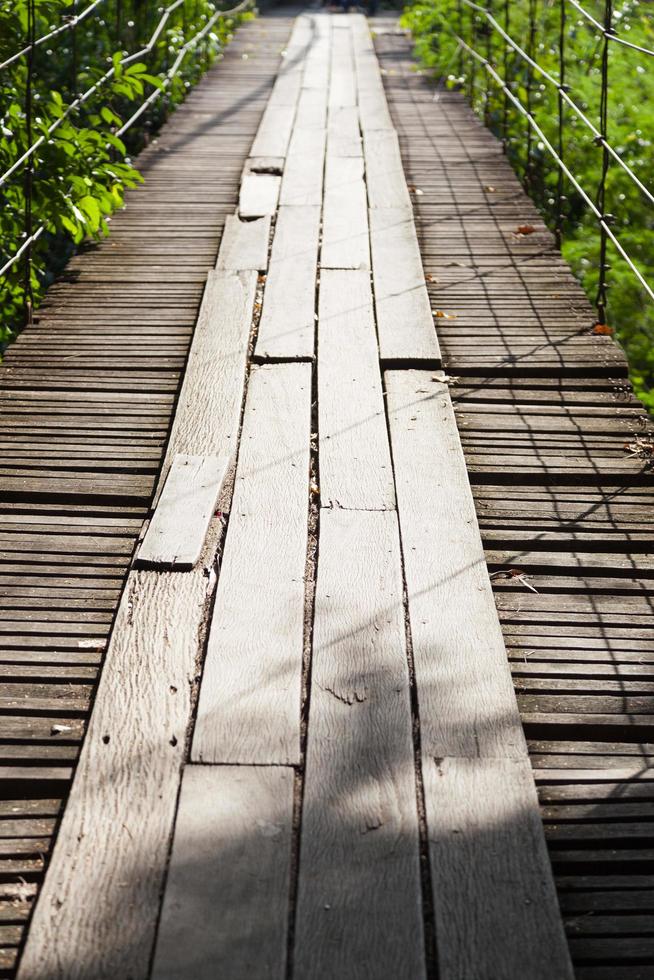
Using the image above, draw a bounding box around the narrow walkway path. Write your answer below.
[10,9,654,980]
[17,12,571,979]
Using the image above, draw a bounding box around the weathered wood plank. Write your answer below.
[250,104,296,158]
[321,156,370,270]
[364,130,411,208]
[136,455,228,570]
[164,269,257,463]
[425,756,574,980]
[239,174,281,218]
[294,508,424,978]
[191,363,311,765]
[369,207,441,363]
[152,765,294,980]
[318,270,395,510]
[327,105,362,157]
[255,205,320,360]
[215,214,270,272]
[279,127,326,207]
[386,370,526,757]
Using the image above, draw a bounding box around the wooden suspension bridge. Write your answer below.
[0,7,653,979]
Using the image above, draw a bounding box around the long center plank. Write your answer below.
[294,508,425,978]
[191,363,311,766]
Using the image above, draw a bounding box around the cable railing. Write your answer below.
[0,0,252,332]
[444,0,654,329]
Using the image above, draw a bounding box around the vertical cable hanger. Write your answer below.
[525,0,537,190]
[555,0,566,247]
[596,0,613,324]
[23,0,36,328]
[501,0,509,152]
[468,2,476,104]
[457,0,464,80]
[483,0,492,126]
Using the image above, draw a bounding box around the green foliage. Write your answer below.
[0,0,252,341]
[401,0,654,410]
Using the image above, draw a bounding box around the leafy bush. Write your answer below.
[401,0,654,410]
[0,0,252,340]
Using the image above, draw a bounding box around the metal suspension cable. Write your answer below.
[1,0,251,282]
[0,0,188,190]
[565,0,654,58]
[460,0,654,209]
[0,0,107,73]
[455,31,654,306]
[117,0,252,136]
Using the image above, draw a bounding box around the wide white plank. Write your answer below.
[255,205,320,359]
[294,509,425,978]
[321,156,369,270]
[268,67,302,106]
[152,765,294,980]
[329,31,356,109]
[239,174,281,218]
[364,129,412,208]
[385,370,527,758]
[165,270,257,462]
[215,214,270,272]
[358,89,394,132]
[192,363,311,765]
[280,127,326,207]
[425,756,574,979]
[250,104,296,158]
[18,550,218,980]
[137,454,228,570]
[318,270,395,510]
[327,105,361,157]
[295,86,327,128]
[369,207,441,363]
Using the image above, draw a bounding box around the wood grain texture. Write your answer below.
[164,269,257,463]
[294,509,425,979]
[318,270,395,510]
[239,174,281,218]
[17,553,216,980]
[369,207,441,363]
[215,214,270,272]
[192,363,311,765]
[364,130,412,208]
[136,454,228,570]
[152,765,294,980]
[255,206,320,360]
[425,756,574,980]
[385,370,526,758]
[250,104,296,158]
[327,106,362,157]
[280,127,326,206]
[321,155,370,270]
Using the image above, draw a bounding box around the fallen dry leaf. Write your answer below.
[433,310,458,319]
[592,323,614,335]
[515,224,536,235]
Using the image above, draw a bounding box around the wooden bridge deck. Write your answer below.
[1,8,653,979]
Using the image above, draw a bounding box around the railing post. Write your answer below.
[23,0,36,329]
[468,3,476,104]
[596,0,613,324]
[484,0,492,126]
[457,0,464,80]
[525,0,537,190]
[555,0,566,248]
[501,0,509,153]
